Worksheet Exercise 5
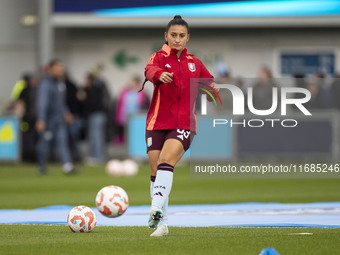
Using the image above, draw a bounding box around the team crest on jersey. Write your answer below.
[188,63,196,72]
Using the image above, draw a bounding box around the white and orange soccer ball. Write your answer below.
[122,159,139,177]
[106,159,124,176]
[67,206,97,233]
[95,185,129,218]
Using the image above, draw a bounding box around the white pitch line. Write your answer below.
[288,233,313,235]
[171,208,340,216]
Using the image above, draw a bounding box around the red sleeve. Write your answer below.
[197,58,218,102]
[145,53,164,84]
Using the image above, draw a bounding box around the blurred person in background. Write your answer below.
[305,73,333,109]
[314,73,333,109]
[64,72,82,162]
[11,73,31,101]
[293,73,307,89]
[4,73,33,117]
[292,73,308,110]
[331,73,340,110]
[36,59,77,175]
[78,73,110,165]
[18,73,39,162]
[251,66,278,111]
[115,75,150,144]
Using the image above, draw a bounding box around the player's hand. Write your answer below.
[35,121,46,133]
[160,72,173,83]
[210,82,220,93]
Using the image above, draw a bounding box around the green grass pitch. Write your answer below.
[0,164,340,254]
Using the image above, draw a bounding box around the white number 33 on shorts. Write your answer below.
[177,129,190,141]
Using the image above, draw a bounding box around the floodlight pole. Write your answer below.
[38,0,53,68]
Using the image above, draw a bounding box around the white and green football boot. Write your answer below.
[148,208,163,229]
[150,224,169,237]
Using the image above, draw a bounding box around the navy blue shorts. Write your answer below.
[145,129,195,152]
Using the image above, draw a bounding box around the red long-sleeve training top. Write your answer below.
[144,44,214,133]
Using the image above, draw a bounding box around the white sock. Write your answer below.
[159,196,168,226]
[152,175,168,226]
[150,176,155,201]
[151,163,174,210]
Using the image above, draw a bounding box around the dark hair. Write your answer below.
[138,16,190,94]
[48,59,62,68]
[166,15,190,33]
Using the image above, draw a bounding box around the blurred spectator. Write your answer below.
[11,73,31,101]
[36,59,77,174]
[4,73,32,117]
[64,73,82,162]
[251,66,278,111]
[78,73,110,165]
[115,75,149,143]
[305,73,333,109]
[293,73,307,89]
[331,73,340,109]
[292,73,309,108]
[18,73,39,162]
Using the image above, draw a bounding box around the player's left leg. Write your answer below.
[149,139,185,230]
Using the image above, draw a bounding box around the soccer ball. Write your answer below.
[106,159,139,177]
[106,159,124,176]
[95,185,129,217]
[67,205,97,233]
[122,159,139,177]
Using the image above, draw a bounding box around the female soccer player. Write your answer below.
[143,15,216,237]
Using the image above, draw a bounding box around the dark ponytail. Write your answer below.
[166,15,190,33]
[138,78,148,93]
